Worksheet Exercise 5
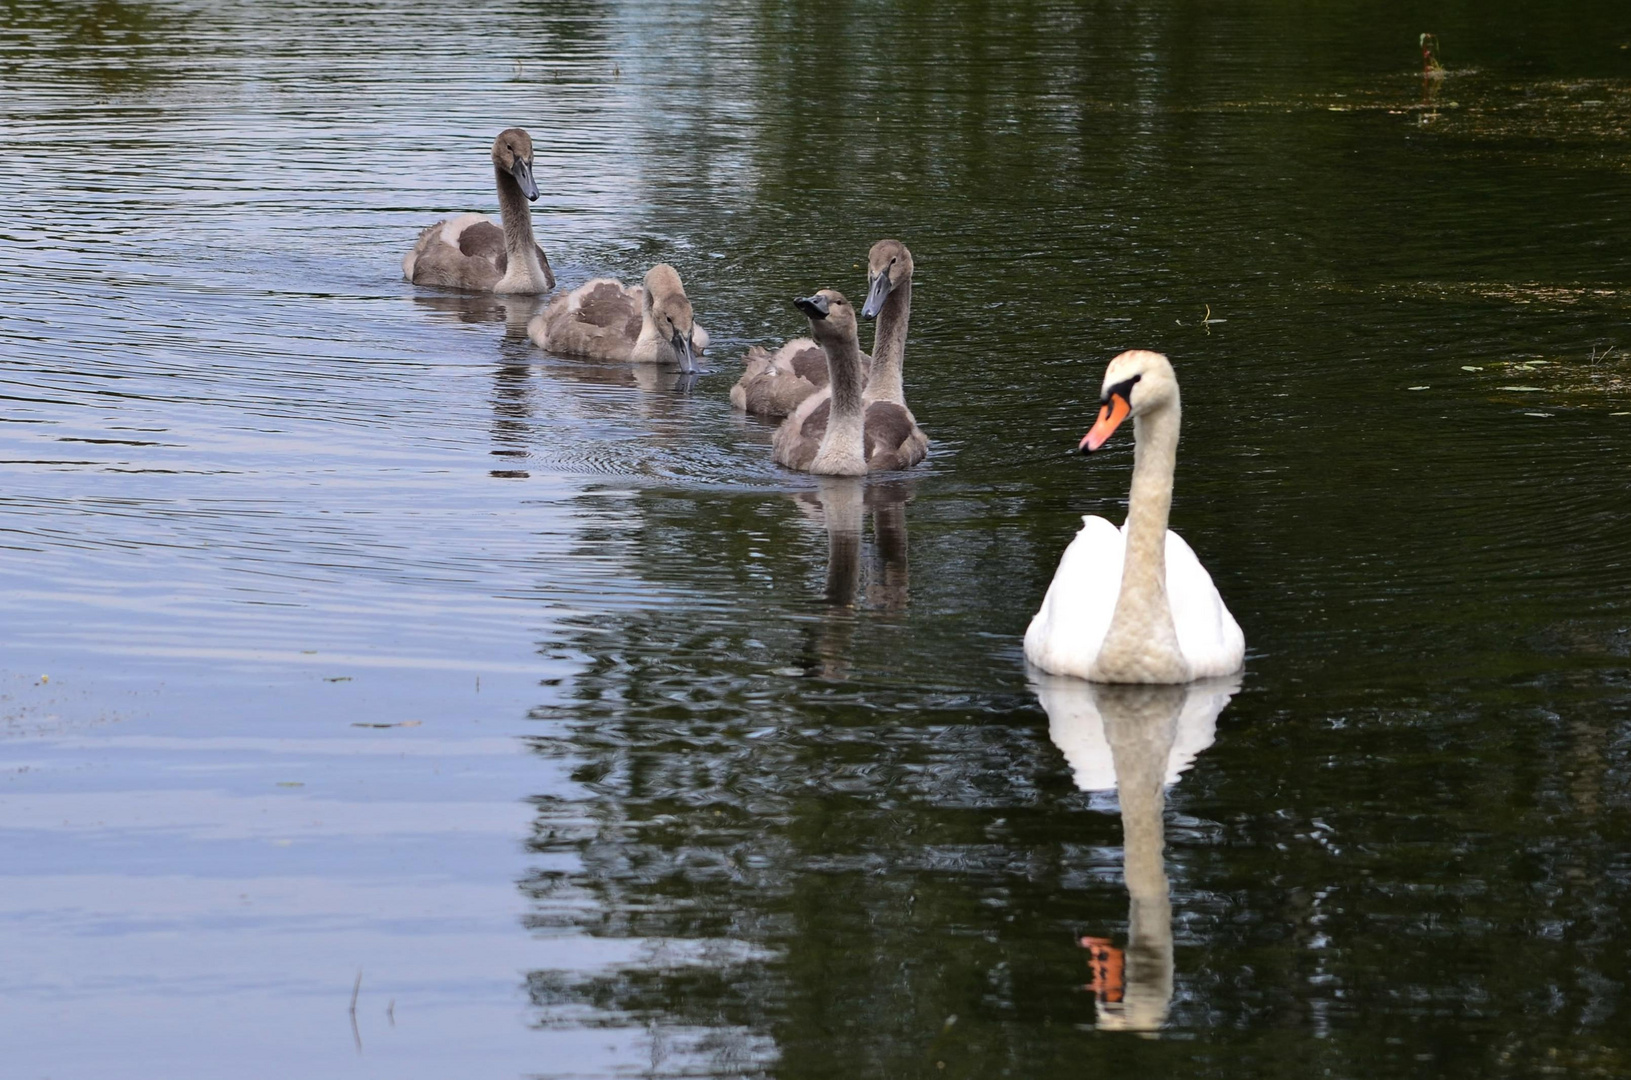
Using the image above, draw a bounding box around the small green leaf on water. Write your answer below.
[1461,365,1482,371]
[1407,385,1430,391]
[1499,386,1545,392]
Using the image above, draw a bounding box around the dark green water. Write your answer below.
[2,1,1629,1077]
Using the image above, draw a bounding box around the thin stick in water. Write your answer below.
[350,969,363,1053]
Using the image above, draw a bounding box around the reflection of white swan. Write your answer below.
[1033,674,1239,1033]
[1035,673,1237,791]
[1025,350,1243,684]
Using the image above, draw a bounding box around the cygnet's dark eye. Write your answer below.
[890,257,897,265]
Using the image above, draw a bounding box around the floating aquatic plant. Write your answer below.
[1420,33,1446,79]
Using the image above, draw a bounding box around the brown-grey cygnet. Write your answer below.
[403,128,555,295]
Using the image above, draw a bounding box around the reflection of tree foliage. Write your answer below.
[0,0,202,88]
[516,469,1631,1077]
[518,482,1103,1075]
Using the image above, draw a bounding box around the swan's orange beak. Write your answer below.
[1080,393,1131,453]
[1080,935,1125,1002]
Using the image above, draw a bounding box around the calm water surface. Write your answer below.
[3,1,1630,1077]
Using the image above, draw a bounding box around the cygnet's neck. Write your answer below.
[1092,399,1189,683]
[494,167,551,291]
[632,293,674,362]
[811,329,867,473]
[864,275,911,407]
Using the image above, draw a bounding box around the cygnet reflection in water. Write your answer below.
[548,358,699,396]
[411,292,549,336]
[489,360,537,479]
[1031,673,1240,1033]
[793,478,912,678]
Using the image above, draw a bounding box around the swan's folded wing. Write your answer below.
[457,220,507,270]
[863,402,926,472]
[572,281,640,331]
[527,291,572,349]
[1023,515,1124,679]
[405,214,501,289]
[1164,530,1246,679]
[787,344,830,387]
[772,390,829,470]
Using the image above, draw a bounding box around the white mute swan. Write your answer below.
[1025,350,1244,684]
[403,128,555,295]
[527,264,707,373]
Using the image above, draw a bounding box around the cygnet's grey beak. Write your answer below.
[510,157,540,201]
[794,294,830,320]
[861,272,891,319]
[670,329,697,374]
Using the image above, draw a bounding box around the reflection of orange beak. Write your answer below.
[1079,393,1131,453]
[1080,935,1125,1002]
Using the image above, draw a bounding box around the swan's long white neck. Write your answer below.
[494,167,549,291]
[811,331,867,474]
[864,275,910,407]
[1092,396,1190,683]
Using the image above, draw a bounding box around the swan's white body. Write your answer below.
[1024,350,1244,684]
[1025,517,1244,682]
